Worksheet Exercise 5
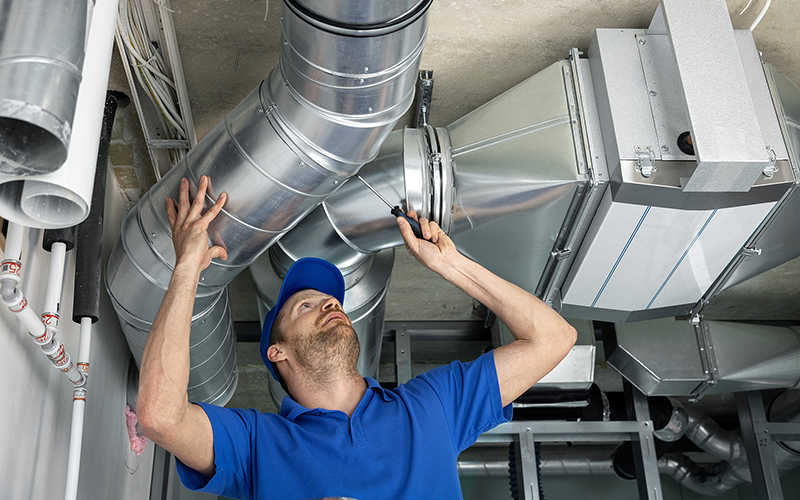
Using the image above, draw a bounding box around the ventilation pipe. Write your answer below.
[0,0,123,229]
[248,59,593,403]
[0,0,90,174]
[106,0,432,404]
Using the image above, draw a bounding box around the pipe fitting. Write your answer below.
[654,404,689,442]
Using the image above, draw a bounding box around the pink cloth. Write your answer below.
[125,405,148,456]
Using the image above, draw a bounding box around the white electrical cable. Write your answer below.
[116,0,187,139]
[749,0,772,31]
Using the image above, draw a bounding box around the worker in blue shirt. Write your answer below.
[136,175,577,500]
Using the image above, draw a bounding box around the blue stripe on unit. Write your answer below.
[591,206,652,308]
[645,209,718,310]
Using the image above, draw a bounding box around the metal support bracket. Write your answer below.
[515,428,541,500]
[736,392,784,500]
[414,70,434,128]
[394,326,411,385]
[626,383,663,500]
[690,317,718,402]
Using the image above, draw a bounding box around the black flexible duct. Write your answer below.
[72,91,129,323]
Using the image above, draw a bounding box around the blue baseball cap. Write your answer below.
[259,257,346,380]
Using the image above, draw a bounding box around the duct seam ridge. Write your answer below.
[0,56,83,77]
[451,116,572,157]
[275,59,416,128]
[218,114,335,200]
[282,28,428,84]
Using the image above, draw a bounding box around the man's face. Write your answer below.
[276,289,360,378]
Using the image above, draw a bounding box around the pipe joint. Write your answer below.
[41,312,59,336]
[0,259,22,292]
[1,285,23,308]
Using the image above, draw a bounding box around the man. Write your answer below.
[137,175,577,500]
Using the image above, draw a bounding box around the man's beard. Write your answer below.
[292,321,361,383]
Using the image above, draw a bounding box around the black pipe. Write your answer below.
[43,227,76,252]
[72,91,129,323]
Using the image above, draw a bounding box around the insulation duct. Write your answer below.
[106,0,431,404]
[0,0,90,174]
[0,0,122,228]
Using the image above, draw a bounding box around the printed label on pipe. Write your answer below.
[9,296,27,313]
[1,260,21,277]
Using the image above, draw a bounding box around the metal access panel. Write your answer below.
[560,191,774,322]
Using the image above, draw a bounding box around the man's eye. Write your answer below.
[300,303,311,309]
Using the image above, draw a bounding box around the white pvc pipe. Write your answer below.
[64,318,92,500]
[63,394,86,500]
[4,221,24,261]
[78,317,92,369]
[0,0,122,228]
[43,242,67,322]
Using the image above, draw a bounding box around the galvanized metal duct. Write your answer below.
[0,0,90,174]
[287,58,594,297]
[608,318,800,399]
[105,0,431,404]
[248,59,593,405]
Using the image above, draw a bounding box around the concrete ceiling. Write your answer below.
[108,0,800,325]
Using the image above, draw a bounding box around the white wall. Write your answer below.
[0,171,153,500]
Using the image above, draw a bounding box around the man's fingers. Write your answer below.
[190,176,209,218]
[418,217,432,240]
[208,245,228,262]
[406,210,418,221]
[177,177,190,219]
[200,192,227,225]
[165,197,177,230]
[396,216,419,250]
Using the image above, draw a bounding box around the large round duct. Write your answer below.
[0,0,89,174]
[0,0,122,228]
[106,0,430,404]
[250,244,394,407]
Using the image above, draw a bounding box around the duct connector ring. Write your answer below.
[404,126,455,233]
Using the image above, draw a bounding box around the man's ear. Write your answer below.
[267,344,287,363]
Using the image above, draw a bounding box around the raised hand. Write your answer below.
[165,175,228,272]
[396,210,460,274]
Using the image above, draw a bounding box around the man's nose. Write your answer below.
[321,297,342,311]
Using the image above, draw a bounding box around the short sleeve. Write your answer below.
[175,403,257,500]
[415,351,512,451]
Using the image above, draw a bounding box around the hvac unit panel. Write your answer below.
[719,63,800,291]
[560,189,774,322]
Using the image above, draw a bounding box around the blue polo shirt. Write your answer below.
[176,351,512,500]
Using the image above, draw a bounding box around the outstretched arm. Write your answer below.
[137,175,228,476]
[397,213,576,407]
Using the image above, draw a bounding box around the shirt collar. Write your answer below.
[278,377,391,422]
